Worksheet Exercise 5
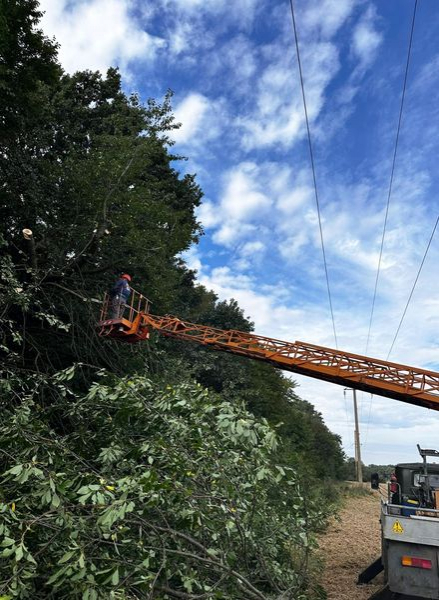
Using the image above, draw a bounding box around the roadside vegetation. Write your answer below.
[1,2,346,598]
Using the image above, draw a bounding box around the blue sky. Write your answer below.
[40,0,439,465]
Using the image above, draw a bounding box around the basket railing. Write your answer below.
[100,287,151,323]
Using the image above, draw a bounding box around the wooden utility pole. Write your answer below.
[344,388,363,482]
[352,389,363,482]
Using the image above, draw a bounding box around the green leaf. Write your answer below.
[47,566,68,585]
[57,550,75,564]
[1,537,15,547]
[71,567,86,581]
[6,464,23,476]
[78,492,92,504]
[17,468,30,483]
[111,568,119,586]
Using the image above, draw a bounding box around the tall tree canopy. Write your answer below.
[0,2,344,598]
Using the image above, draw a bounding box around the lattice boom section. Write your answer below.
[144,315,439,411]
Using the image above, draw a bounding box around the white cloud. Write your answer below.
[204,160,320,257]
[182,246,203,274]
[169,21,197,56]
[278,230,310,260]
[197,201,220,229]
[222,36,257,82]
[277,184,313,215]
[172,93,211,143]
[208,162,277,246]
[162,0,259,28]
[300,0,355,40]
[351,6,383,72]
[39,0,164,74]
[296,375,439,464]
[157,0,361,161]
[170,92,230,154]
[231,1,380,153]
[240,240,265,256]
[213,222,258,247]
[145,0,259,61]
[221,163,271,220]
[237,38,340,150]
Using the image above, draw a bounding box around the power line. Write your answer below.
[387,215,439,360]
[361,0,418,452]
[364,0,418,356]
[288,0,338,349]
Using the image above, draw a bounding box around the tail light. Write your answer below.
[401,556,432,570]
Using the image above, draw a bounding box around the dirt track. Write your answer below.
[318,487,385,599]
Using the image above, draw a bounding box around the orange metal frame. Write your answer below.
[98,289,151,343]
[98,291,439,411]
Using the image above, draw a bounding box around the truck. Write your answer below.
[358,445,439,600]
[98,286,439,600]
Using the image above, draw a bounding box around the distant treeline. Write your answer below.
[343,458,395,482]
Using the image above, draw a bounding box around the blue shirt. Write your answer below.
[112,278,131,300]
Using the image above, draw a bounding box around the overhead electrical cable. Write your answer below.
[387,215,439,361]
[364,0,418,356]
[288,0,338,348]
[362,0,418,450]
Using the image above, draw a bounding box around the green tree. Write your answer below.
[157,292,345,479]
[0,4,344,599]
[1,62,203,372]
[0,369,328,599]
[0,0,60,139]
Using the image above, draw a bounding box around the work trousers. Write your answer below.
[110,294,127,319]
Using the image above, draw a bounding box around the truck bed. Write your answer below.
[381,502,439,599]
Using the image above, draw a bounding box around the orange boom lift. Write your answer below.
[98,287,439,412]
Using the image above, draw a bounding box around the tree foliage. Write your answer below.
[0,0,60,138]
[0,3,344,598]
[0,369,330,599]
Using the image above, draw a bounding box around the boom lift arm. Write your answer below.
[98,288,439,412]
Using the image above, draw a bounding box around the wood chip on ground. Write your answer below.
[318,486,385,600]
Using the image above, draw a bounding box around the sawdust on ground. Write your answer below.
[317,486,385,600]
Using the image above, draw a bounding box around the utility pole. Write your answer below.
[352,389,363,483]
[345,388,363,483]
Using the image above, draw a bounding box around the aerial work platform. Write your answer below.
[98,288,151,343]
[98,287,439,411]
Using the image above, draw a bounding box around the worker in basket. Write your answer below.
[110,273,132,319]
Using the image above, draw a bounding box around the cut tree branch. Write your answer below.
[22,228,37,272]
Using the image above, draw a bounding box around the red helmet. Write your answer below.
[121,273,132,282]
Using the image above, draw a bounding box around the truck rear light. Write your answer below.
[401,556,432,570]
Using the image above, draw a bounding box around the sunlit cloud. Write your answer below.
[40,0,165,75]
